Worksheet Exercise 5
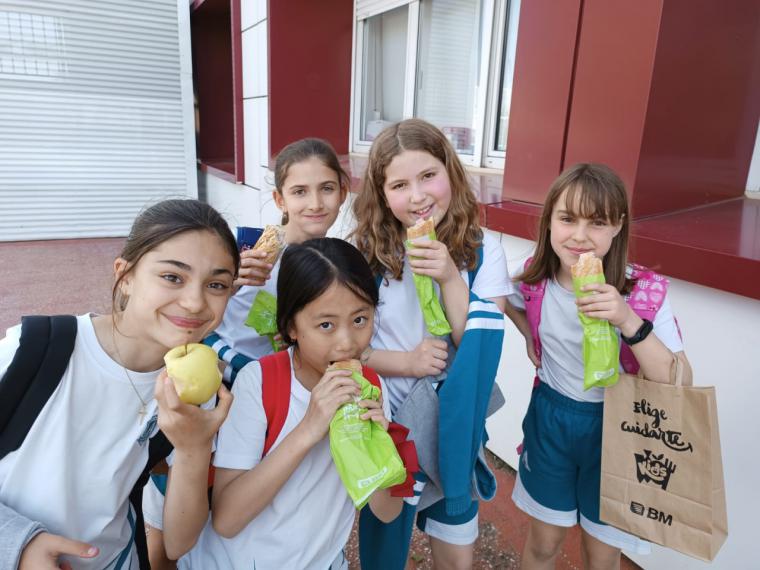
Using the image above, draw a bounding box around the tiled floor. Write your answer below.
[0,237,641,569]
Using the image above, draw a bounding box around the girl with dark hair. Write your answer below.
[178,238,402,570]
[510,164,692,568]
[205,137,349,384]
[0,199,237,569]
[144,139,351,568]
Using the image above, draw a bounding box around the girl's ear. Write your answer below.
[113,257,132,291]
[273,189,285,212]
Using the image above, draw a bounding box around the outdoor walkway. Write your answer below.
[0,237,640,569]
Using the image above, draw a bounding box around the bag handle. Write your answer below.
[669,353,684,387]
[636,352,685,386]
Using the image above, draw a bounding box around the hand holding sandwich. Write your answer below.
[298,365,361,446]
[235,249,273,288]
[576,282,640,333]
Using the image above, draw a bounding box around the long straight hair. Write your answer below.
[517,163,633,293]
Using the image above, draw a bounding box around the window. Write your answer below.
[351,0,520,169]
[190,0,244,182]
[415,0,490,164]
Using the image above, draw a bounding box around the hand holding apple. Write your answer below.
[164,343,222,405]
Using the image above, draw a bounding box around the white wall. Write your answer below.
[486,233,760,569]
[203,0,274,233]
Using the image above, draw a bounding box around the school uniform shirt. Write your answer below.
[213,258,281,360]
[179,347,392,570]
[0,314,164,570]
[372,232,512,414]
[509,279,683,402]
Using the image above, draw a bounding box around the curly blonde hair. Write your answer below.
[350,119,482,280]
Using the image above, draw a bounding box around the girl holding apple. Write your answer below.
[0,199,237,570]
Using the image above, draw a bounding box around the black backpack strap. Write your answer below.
[0,315,77,459]
[130,430,174,570]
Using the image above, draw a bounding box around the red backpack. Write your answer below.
[257,350,418,495]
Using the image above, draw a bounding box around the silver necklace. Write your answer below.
[112,330,149,424]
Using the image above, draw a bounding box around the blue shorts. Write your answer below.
[359,472,478,570]
[412,473,479,545]
[512,382,649,554]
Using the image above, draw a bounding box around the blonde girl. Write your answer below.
[351,118,516,569]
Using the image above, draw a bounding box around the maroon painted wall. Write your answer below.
[192,4,234,164]
[562,0,663,203]
[503,0,760,218]
[268,0,353,157]
[633,0,760,215]
[502,0,581,203]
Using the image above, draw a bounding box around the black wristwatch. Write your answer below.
[621,319,653,346]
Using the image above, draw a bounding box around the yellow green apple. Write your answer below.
[164,343,222,405]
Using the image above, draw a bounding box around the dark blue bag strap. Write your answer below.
[0,315,77,459]
[467,244,484,289]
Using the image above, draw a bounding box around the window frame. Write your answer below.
[350,1,420,154]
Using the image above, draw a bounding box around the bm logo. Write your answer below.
[630,501,673,526]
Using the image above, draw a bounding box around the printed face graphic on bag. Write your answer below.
[635,449,677,490]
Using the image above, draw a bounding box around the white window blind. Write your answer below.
[356,0,412,20]
[0,0,196,241]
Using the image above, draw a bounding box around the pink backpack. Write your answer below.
[519,259,674,375]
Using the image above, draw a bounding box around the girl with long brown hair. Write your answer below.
[351,118,515,569]
[510,163,691,569]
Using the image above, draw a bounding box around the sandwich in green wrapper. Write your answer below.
[244,290,284,352]
[405,218,452,336]
[328,360,406,508]
[572,252,619,390]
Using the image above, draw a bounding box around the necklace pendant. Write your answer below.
[138,403,147,424]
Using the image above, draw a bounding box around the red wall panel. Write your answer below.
[633,0,760,215]
[269,0,354,157]
[192,9,234,163]
[562,0,663,203]
[502,0,582,203]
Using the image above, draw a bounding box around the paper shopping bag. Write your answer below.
[599,358,727,561]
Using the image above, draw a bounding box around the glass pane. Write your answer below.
[360,5,408,142]
[415,0,484,155]
[494,0,519,153]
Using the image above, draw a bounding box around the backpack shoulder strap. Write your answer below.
[518,257,546,362]
[130,428,173,570]
[0,315,77,459]
[467,244,485,289]
[260,350,292,457]
[620,265,671,374]
[361,366,381,389]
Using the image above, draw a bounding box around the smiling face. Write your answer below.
[273,156,347,244]
[549,187,623,285]
[382,150,452,229]
[116,230,236,352]
[288,281,374,388]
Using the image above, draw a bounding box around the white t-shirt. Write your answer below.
[0,314,164,570]
[372,232,513,414]
[180,348,391,570]
[213,259,281,360]
[510,279,683,402]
